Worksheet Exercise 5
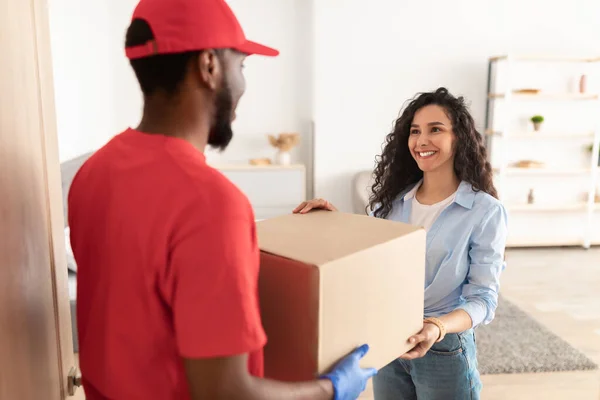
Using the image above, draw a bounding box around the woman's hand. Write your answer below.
[293,198,338,214]
[399,322,441,360]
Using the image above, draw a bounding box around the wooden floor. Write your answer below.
[69,247,600,399]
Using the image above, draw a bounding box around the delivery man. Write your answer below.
[67,0,377,399]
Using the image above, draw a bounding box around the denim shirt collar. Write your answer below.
[397,180,475,210]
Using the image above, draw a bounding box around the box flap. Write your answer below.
[256,210,422,266]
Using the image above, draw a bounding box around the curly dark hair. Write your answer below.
[368,87,497,219]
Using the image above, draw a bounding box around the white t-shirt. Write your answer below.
[406,182,457,232]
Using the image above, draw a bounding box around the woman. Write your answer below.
[293,87,508,400]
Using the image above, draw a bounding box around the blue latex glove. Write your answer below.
[321,344,378,400]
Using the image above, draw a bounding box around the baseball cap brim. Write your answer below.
[234,40,279,57]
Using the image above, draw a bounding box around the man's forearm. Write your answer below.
[243,377,334,400]
[184,345,374,400]
[192,376,335,400]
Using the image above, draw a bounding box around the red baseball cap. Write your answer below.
[125,0,279,60]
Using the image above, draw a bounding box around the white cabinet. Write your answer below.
[214,164,307,220]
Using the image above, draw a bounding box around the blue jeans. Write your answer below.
[373,329,482,400]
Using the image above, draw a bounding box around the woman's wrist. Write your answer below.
[424,317,447,342]
[438,309,475,335]
[423,323,441,342]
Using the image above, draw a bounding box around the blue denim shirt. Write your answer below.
[372,181,508,328]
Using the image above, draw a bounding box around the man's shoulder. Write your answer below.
[175,164,254,221]
[67,142,113,199]
[187,164,248,200]
[69,131,129,180]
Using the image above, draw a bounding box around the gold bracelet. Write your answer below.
[424,317,447,343]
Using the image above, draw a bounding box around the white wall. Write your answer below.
[49,0,600,213]
[48,0,120,162]
[312,0,600,212]
[48,0,313,183]
[210,0,315,196]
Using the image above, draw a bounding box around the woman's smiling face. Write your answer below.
[408,104,456,173]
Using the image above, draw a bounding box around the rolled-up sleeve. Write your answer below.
[456,203,508,328]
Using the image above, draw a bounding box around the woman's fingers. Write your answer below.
[399,347,427,360]
[323,200,337,211]
[408,333,427,345]
[300,203,315,214]
[398,333,428,360]
[293,202,308,213]
[293,199,337,214]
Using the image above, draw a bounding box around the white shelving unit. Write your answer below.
[486,54,600,248]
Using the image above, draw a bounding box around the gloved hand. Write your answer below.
[321,344,378,400]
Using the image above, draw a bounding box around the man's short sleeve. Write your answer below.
[164,209,266,359]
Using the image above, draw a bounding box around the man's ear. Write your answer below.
[197,50,223,91]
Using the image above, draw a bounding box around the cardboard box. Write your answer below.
[256,210,426,381]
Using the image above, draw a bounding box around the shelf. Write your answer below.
[508,203,587,212]
[485,130,595,139]
[488,93,599,100]
[507,202,600,212]
[489,55,600,63]
[506,236,585,248]
[209,163,305,171]
[494,167,592,176]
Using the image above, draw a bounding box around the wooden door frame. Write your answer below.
[32,0,76,396]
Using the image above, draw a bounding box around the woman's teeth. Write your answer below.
[419,151,436,158]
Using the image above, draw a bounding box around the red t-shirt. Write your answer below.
[68,128,266,400]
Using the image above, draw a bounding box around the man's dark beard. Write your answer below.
[208,82,234,151]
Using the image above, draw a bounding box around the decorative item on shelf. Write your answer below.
[530,115,544,131]
[249,158,272,166]
[268,132,300,166]
[579,74,587,94]
[595,187,600,203]
[513,160,546,169]
[585,143,600,167]
[527,189,535,204]
[513,88,541,95]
